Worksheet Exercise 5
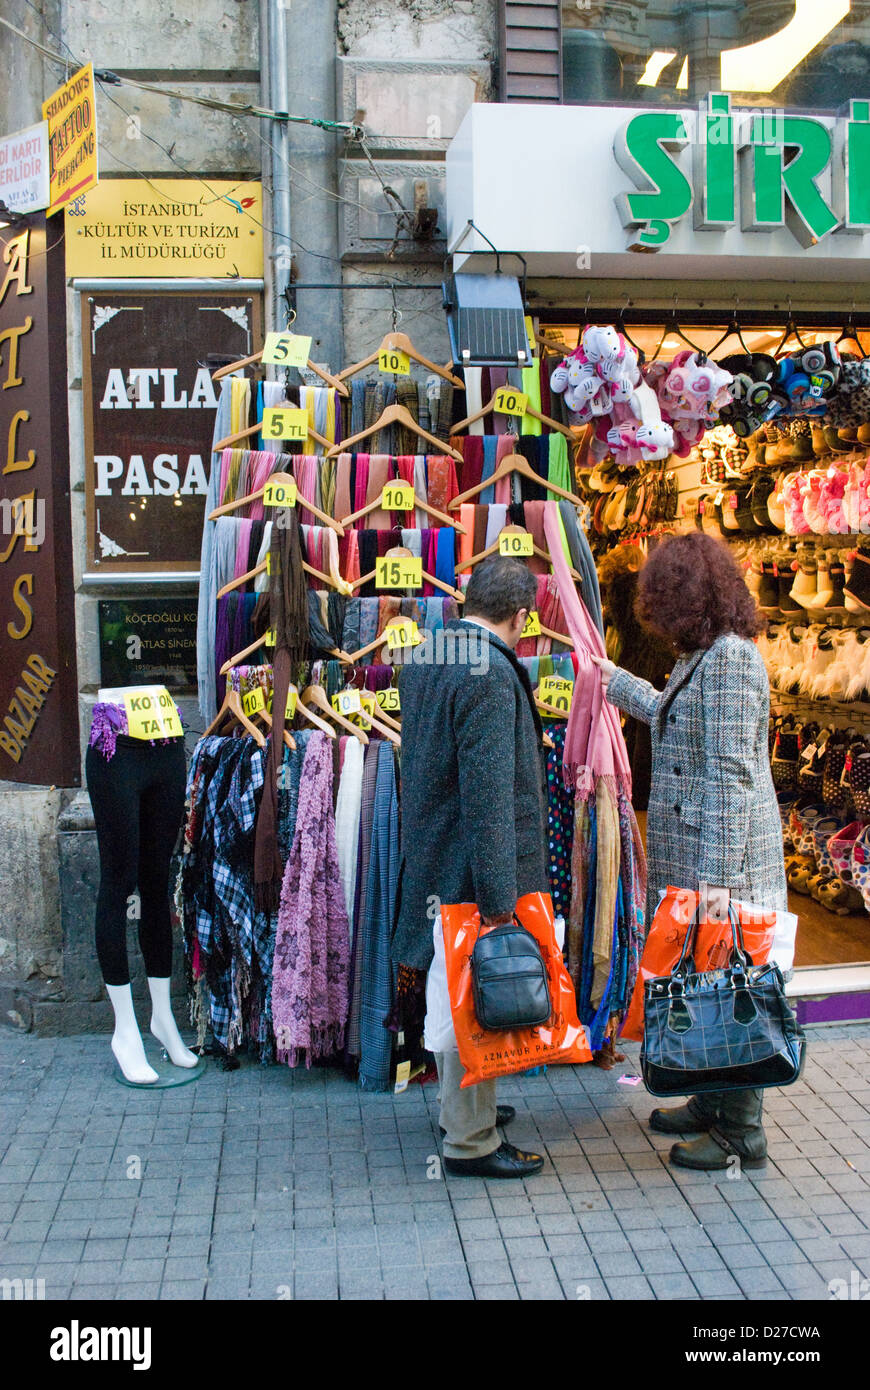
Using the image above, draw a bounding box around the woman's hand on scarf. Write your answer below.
[590,654,617,693]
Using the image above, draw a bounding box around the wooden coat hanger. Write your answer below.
[337,331,463,387]
[340,485,465,533]
[209,471,344,536]
[449,451,585,510]
[451,390,574,440]
[288,683,337,739]
[218,619,350,672]
[301,684,368,745]
[211,349,349,396]
[215,553,348,604]
[536,696,572,719]
[256,705,297,751]
[202,686,267,746]
[326,401,463,463]
[542,730,555,749]
[349,544,465,601]
[214,407,334,454]
[456,524,582,582]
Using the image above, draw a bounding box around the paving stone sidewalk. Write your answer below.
[0,1025,869,1301]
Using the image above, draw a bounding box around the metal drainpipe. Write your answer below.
[262,0,292,333]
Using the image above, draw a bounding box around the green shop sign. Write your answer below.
[615,94,870,251]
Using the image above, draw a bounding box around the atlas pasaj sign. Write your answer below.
[615,94,870,251]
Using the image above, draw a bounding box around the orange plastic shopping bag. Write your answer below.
[620,886,778,1042]
[440,891,592,1088]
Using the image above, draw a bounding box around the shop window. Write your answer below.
[560,0,870,111]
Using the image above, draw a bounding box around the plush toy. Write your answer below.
[550,324,674,465]
[644,351,734,457]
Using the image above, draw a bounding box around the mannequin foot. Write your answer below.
[150,1015,198,1068]
[111,1031,159,1085]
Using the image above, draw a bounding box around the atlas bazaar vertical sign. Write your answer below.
[0,219,79,784]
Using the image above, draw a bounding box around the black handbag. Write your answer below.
[471,912,552,1031]
[641,903,806,1097]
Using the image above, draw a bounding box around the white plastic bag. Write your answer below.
[424,915,457,1053]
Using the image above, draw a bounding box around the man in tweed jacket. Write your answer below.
[393,557,549,1179]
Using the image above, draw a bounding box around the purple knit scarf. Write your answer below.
[271,733,351,1066]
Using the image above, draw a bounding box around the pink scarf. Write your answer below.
[271,734,351,1067]
[542,502,631,795]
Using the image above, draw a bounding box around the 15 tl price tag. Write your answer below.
[242,687,266,718]
[377,687,401,713]
[332,689,361,718]
[538,676,574,715]
[384,619,421,650]
[499,530,534,557]
[381,481,415,511]
[521,610,542,639]
[262,473,298,508]
[261,407,309,441]
[378,347,410,375]
[261,331,312,368]
[376,555,423,590]
[494,386,528,416]
[122,687,183,740]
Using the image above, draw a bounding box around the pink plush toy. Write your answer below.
[551,324,674,465]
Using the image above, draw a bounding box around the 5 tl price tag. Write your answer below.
[261,331,312,368]
[538,676,574,715]
[261,407,308,441]
[384,619,421,650]
[521,610,542,639]
[494,386,528,417]
[499,530,534,557]
[262,473,298,508]
[381,481,415,511]
[377,687,401,713]
[376,556,423,590]
[242,687,265,718]
[378,347,410,375]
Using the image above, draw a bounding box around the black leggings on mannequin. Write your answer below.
[85,738,187,986]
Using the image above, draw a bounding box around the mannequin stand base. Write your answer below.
[112,1040,206,1090]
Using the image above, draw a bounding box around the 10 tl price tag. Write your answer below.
[494,386,528,416]
[332,689,361,717]
[521,610,542,639]
[381,481,415,511]
[384,619,421,650]
[242,687,266,718]
[261,407,309,441]
[376,556,423,590]
[378,347,410,375]
[261,332,312,368]
[499,530,534,557]
[262,473,298,508]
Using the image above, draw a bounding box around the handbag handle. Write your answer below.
[671,899,753,986]
[474,910,527,948]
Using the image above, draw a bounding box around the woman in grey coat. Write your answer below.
[593,531,787,1171]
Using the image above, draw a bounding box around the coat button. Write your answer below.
[673,765,681,775]
[674,803,681,814]
[669,714,676,724]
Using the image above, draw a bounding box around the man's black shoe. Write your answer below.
[443,1140,544,1179]
[440,1104,515,1137]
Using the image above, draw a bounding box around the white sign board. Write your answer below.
[0,121,50,214]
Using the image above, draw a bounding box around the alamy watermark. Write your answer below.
[0,496,44,547]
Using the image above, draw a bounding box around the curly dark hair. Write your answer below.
[635,531,764,653]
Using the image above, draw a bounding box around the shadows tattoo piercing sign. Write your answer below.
[0,218,79,785]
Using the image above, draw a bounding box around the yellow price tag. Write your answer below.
[261,331,312,368]
[376,556,423,590]
[522,610,542,639]
[263,628,276,647]
[524,314,537,354]
[285,689,297,720]
[332,689,362,717]
[384,619,421,650]
[122,687,183,740]
[242,687,266,718]
[494,386,528,416]
[378,348,411,375]
[261,407,309,442]
[538,676,574,716]
[394,1059,412,1094]
[498,530,534,557]
[262,473,298,508]
[381,482,415,511]
[377,687,401,713]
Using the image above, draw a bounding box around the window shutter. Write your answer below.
[499,0,562,102]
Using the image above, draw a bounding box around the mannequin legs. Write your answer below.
[106,983,158,1084]
[148,976,197,1067]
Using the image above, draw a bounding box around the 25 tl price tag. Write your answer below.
[262,473,298,508]
[377,687,401,713]
[378,347,411,375]
[521,610,542,639]
[376,556,423,590]
[261,407,309,442]
[493,386,528,417]
[384,619,422,650]
[241,687,266,718]
[499,530,534,557]
[381,482,415,511]
[261,332,312,368]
